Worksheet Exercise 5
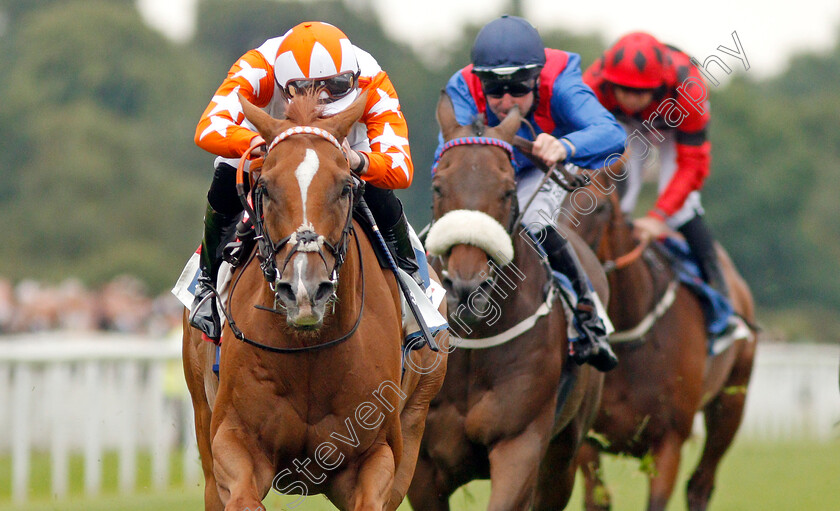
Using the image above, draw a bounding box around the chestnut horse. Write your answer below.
[407,92,604,511]
[561,168,757,511]
[182,92,447,511]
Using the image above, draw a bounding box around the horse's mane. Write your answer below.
[285,92,326,126]
[470,114,486,136]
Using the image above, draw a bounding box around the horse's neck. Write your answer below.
[604,222,666,330]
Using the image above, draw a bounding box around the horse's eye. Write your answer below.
[255,182,270,202]
[503,188,516,200]
[432,185,442,198]
[340,183,352,198]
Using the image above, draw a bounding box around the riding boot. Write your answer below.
[678,215,730,299]
[381,207,425,289]
[188,202,240,341]
[364,186,425,288]
[539,227,618,372]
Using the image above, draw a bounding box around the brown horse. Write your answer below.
[406,92,604,511]
[560,167,757,511]
[182,92,448,511]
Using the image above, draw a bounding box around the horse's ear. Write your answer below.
[324,91,368,141]
[239,93,283,141]
[436,90,460,141]
[494,105,522,143]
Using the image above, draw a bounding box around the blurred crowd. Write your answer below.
[0,275,182,336]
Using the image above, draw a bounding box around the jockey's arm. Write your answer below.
[651,63,712,220]
[354,72,414,190]
[194,49,275,158]
[650,132,711,220]
[547,55,626,170]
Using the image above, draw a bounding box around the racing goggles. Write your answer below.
[475,66,540,99]
[283,71,359,101]
[480,79,536,98]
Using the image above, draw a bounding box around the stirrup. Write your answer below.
[402,263,425,289]
[189,279,222,341]
[570,311,618,372]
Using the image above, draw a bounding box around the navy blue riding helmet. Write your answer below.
[471,15,546,82]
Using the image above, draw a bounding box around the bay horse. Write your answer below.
[181,91,448,511]
[559,167,757,511]
[406,92,604,511]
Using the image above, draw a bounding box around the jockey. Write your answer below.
[438,15,625,372]
[583,32,731,304]
[191,21,419,341]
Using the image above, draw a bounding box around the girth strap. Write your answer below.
[609,279,679,343]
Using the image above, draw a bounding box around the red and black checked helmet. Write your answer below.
[601,32,669,89]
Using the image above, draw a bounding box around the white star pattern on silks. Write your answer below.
[370,123,409,155]
[368,88,402,118]
[207,86,243,120]
[388,151,410,181]
[199,115,234,141]
[232,60,268,96]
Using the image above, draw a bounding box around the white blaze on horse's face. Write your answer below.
[274,146,334,328]
[295,148,320,225]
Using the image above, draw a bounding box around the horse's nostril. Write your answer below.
[314,281,335,303]
[275,282,296,303]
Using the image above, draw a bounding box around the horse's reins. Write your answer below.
[590,192,680,343]
[602,231,651,274]
[508,123,591,229]
[213,129,367,353]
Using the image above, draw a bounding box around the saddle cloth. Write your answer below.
[171,226,447,344]
[659,237,751,354]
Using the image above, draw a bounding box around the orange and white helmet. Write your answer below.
[274,21,361,114]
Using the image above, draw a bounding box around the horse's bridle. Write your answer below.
[238,128,361,302]
[434,134,522,235]
[432,133,559,306]
[218,127,367,354]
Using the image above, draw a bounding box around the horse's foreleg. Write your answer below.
[577,442,611,511]
[211,424,274,511]
[192,395,223,511]
[533,410,593,511]
[406,448,454,511]
[687,339,756,511]
[646,432,685,511]
[388,342,448,511]
[486,408,554,511]
[352,440,397,511]
[387,400,433,510]
[182,321,224,511]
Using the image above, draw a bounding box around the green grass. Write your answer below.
[1,438,838,510]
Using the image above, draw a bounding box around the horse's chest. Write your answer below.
[462,376,554,444]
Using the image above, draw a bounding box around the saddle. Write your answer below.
[655,237,751,353]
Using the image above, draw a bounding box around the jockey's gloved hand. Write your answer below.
[249,135,266,158]
[342,138,368,175]
[533,133,573,167]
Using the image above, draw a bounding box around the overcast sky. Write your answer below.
[138,0,839,78]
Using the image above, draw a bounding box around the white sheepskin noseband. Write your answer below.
[425,209,514,266]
